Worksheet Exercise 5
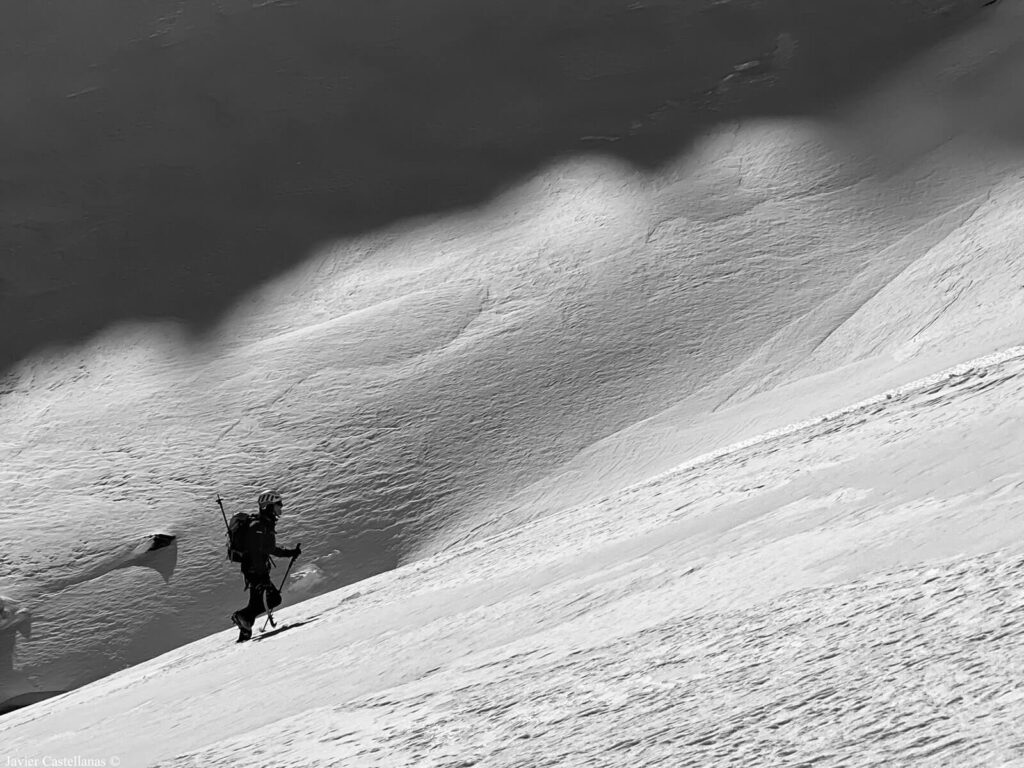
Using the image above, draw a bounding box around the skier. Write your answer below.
[230,490,301,642]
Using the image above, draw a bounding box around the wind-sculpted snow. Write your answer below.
[0,597,31,641]
[3,0,1024,713]
[0,534,175,708]
[34,533,178,595]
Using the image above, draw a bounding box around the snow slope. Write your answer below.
[2,0,1024,731]
[5,346,1024,765]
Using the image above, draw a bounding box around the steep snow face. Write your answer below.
[2,0,1024,712]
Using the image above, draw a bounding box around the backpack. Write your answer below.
[226,512,258,562]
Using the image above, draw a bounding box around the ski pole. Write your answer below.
[261,544,300,632]
[276,545,300,592]
[216,494,229,532]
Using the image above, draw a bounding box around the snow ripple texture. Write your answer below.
[159,548,1024,768]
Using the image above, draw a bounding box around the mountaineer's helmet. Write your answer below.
[257,489,284,517]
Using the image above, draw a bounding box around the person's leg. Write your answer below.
[229,588,257,641]
[232,577,280,639]
[241,582,267,624]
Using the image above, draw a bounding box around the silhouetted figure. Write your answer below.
[230,490,300,642]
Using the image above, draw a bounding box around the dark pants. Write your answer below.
[236,573,282,625]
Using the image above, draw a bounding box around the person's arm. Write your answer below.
[271,539,301,558]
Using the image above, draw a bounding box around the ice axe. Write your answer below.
[261,543,301,632]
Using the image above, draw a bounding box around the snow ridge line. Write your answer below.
[622,343,1024,501]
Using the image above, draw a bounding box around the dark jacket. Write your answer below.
[241,516,295,579]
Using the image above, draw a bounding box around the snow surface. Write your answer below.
[4,0,1024,764]
[6,346,1024,765]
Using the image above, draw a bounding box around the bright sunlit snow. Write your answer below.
[3,0,1024,765]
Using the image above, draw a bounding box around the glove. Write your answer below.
[290,544,302,558]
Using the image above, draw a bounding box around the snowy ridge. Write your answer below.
[631,343,1024,499]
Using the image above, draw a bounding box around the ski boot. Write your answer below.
[231,611,253,643]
